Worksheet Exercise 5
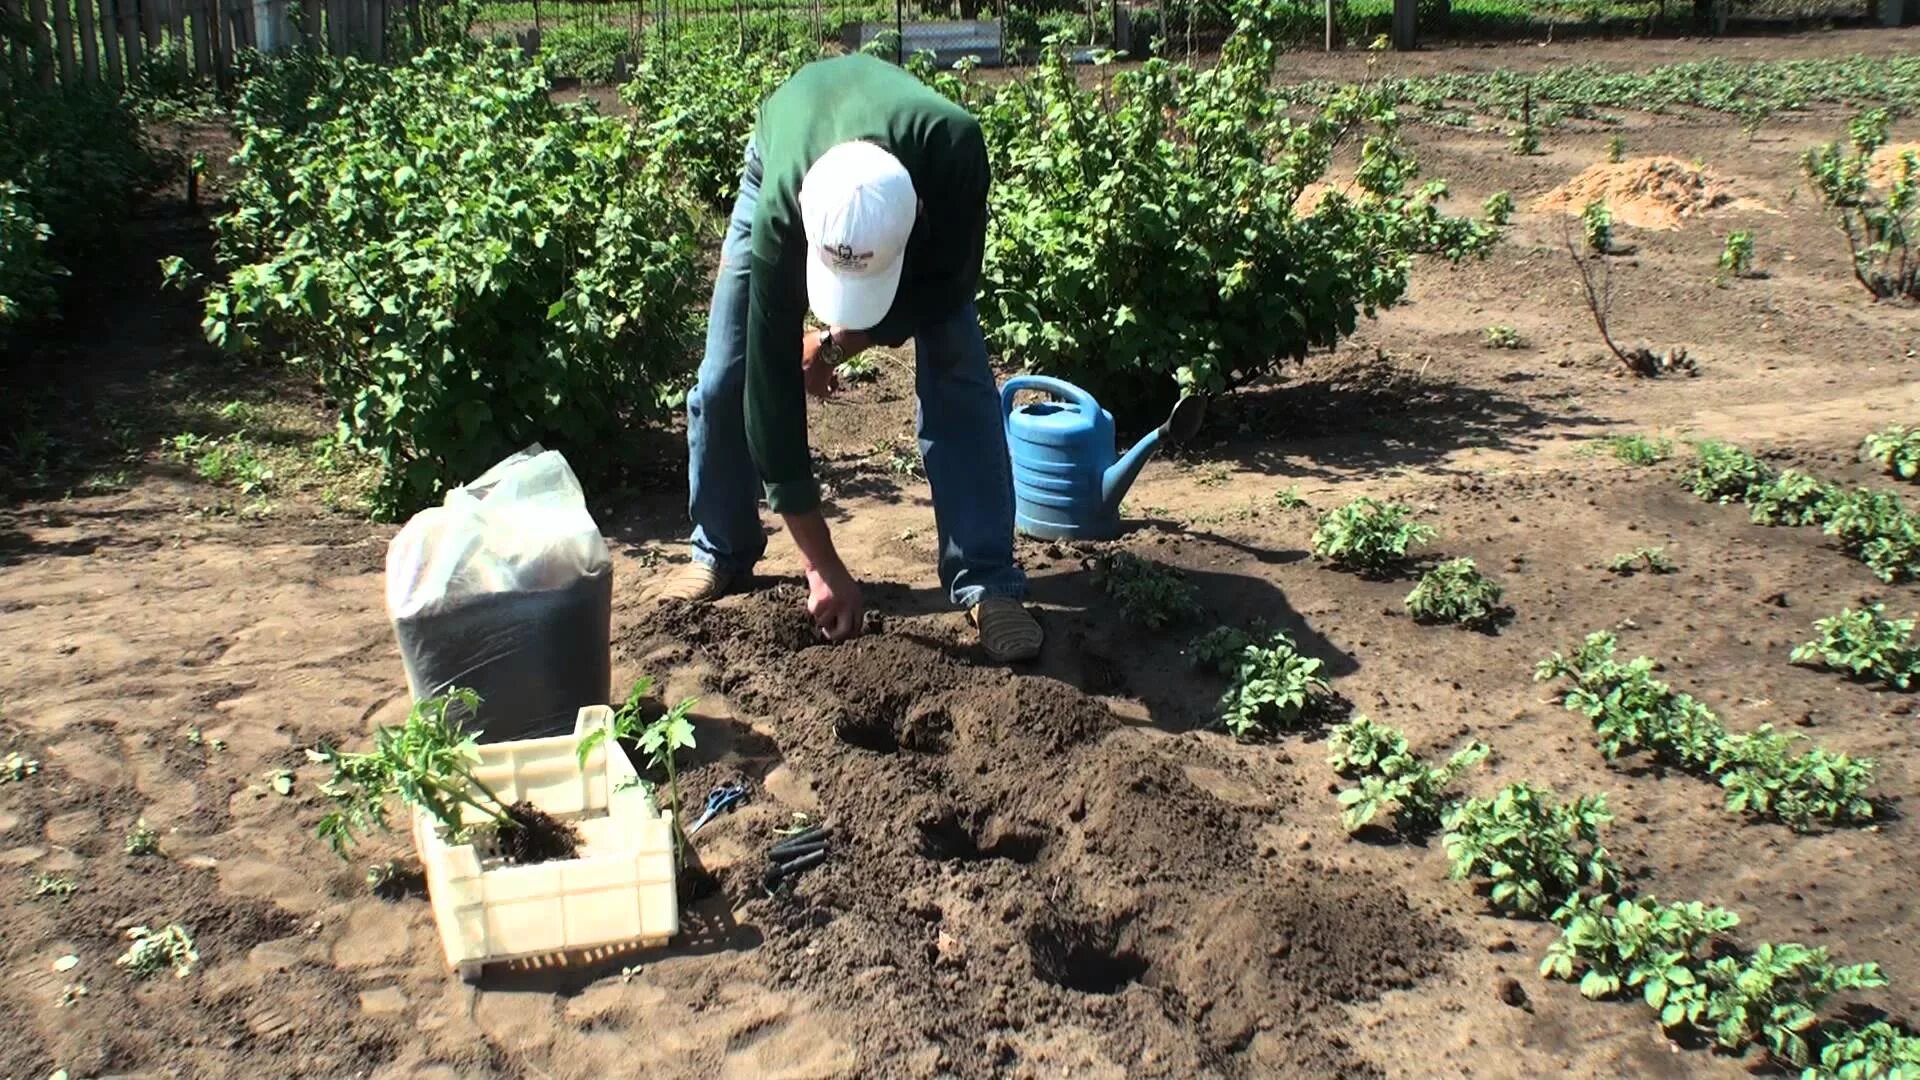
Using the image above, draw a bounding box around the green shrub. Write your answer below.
[933,22,1495,417]
[1329,716,1486,835]
[1582,199,1613,254]
[1607,547,1674,575]
[1685,440,1774,503]
[1311,497,1435,575]
[1718,230,1755,278]
[1218,630,1335,737]
[201,45,706,517]
[1189,623,1259,675]
[1603,434,1671,465]
[1404,557,1506,629]
[1749,470,1839,527]
[1817,1021,1920,1078]
[1862,424,1920,482]
[1822,488,1920,583]
[1793,604,1920,690]
[1098,552,1201,629]
[540,23,637,83]
[1442,783,1619,917]
[1802,110,1918,301]
[1482,190,1514,226]
[0,184,56,329]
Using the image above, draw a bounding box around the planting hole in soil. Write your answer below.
[914,808,1047,864]
[1027,916,1152,996]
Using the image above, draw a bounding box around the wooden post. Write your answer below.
[119,0,141,76]
[1324,0,1334,49]
[191,0,210,74]
[77,0,101,81]
[52,0,75,82]
[1390,0,1415,48]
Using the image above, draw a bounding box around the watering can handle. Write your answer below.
[1000,375,1099,422]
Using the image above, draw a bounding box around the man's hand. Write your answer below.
[806,564,864,642]
[800,331,841,400]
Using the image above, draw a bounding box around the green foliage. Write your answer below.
[941,23,1495,416]
[203,45,706,517]
[315,688,513,857]
[1189,623,1259,675]
[1404,557,1506,630]
[1311,497,1435,575]
[619,31,812,211]
[1329,717,1486,835]
[1751,470,1840,527]
[1685,440,1775,503]
[1607,547,1674,575]
[0,183,56,328]
[1218,630,1335,738]
[1482,190,1514,226]
[1822,487,1920,583]
[1802,110,1918,301]
[1815,1021,1920,1079]
[2,750,38,782]
[123,819,159,856]
[577,676,698,861]
[1604,434,1672,465]
[1543,894,1739,1022]
[1483,323,1522,349]
[1442,783,1619,917]
[1273,485,1308,509]
[1606,134,1625,163]
[1099,552,1202,629]
[31,873,75,899]
[834,354,881,385]
[539,23,637,83]
[1509,119,1540,157]
[1538,632,1878,830]
[1582,200,1613,254]
[1719,230,1755,278]
[1862,425,1920,482]
[117,924,198,979]
[1793,605,1920,690]
[1700,944,1887,1067]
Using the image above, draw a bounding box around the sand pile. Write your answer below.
[1870,143,1920,189]
[1533,156,1755,230]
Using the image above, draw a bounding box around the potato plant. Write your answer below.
[1686,440,1775,503]
[1543,894,1740,1020]
[1582,200,1614,255]
[1682,441,1920,582]
[1442,783,1620,917]
[1097,552,1203,629]
[1483,324,1522,349]
[1311,497,1435,576]
[1862,425,1920,483]
[1607,547,1674,575]
[1750,470,1839,527]
[1603,434,1671,465]
[124,819,159,856]
[2,750,37,782]
[117,924,198,979]
[1793,605,1920,690]
[1482,190,1515,226]
[1404,557,1507,630]
[1328,717,1487,835]
[1818,1021,1920,1078]
[1538,632,1878,830]
[1214,630,1336,738]
[1822,488,1920,583]
[1719,230,1755,279]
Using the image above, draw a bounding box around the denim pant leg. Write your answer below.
[687,144,767,576]
[915,302,1028,608]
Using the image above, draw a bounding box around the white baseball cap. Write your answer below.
[799,141,918,332]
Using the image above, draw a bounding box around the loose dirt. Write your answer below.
[3,26,1920,1080]
[1532,156,1761,230]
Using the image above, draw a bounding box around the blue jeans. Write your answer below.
[685,143,1027,609]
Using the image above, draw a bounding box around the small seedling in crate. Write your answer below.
[1793,604,1920,690]
[1093,552,1202,629]
[1607,547,1675,575]
[316,688,579,866]
[117,924,198,979]
[577,677,698,863]
[1311,497,1435,576]
[1404,558,1507,631]
[124,819,159,856]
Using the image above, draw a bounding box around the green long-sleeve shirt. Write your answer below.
[744,53,989,515]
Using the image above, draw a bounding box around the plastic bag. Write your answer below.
[386,446,612,742]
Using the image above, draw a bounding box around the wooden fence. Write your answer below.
[0,0,431,90]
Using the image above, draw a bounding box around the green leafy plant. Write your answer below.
[1802,109,1918,301]
[834,354,881,385]
[1442,783,1619,917]
[1607,547,1675,575]
[2,750,38,782]
[1816,1021,1920,1079]
[1404,557,1507,630]
[1483,323,1523,349]
[1603,434,1672,465]
[1582,200,1614,255]
[116,924,198,979]
[941,23,1495,417]
[538,23,637,83]
[1097,552,1203,629]
[1189,623,1260,675]
[1311,497,1435,576]
[577,677,698,862]
[1543,893,1740,1023]
[1273,485,1308,510]
[1509,117,1541,156]
[0,182,57,330]
[1606,134,1626,163]
[1719,230,1755,278]
[1862,425,1920,482]
[1218,631,1335,738]
[1538,632,1878,830]
[1822,488,1920,583]
[1793,605,1920,690]
[1700,943,1887,1067]
[202,45,707,517]
[31,873,75,899]
[1482,190,1515,226]
[1750,470,1840,527]
[1685,440,1775,503]
[124,819,159,856]
[1329,717,1486,835]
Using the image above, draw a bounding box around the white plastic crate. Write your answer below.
[411,705,678,982]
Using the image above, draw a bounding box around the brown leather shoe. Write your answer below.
[646,562,733,604]
[970,597,1043,663]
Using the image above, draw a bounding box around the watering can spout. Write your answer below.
[1099,393,1208,518]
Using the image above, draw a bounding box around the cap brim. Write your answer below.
[806,247,904,332]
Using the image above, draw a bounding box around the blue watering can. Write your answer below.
[1000,376,1207,541]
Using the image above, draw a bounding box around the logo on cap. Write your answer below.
[825,243,873,273]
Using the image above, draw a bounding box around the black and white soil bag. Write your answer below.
[385,446,612,742]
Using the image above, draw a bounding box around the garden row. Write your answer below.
[184,14,1500,514]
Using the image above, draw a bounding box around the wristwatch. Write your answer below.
[816,329,844,367]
